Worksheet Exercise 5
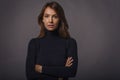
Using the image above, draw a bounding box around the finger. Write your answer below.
[67,57,72,63]
[67,61,73,66]
[68,57,72,60]
[66,57,70,63]
[68,57,73,61]
[65,57,73,67]
[35,65,40,72]
[68,63,73,66]
[66,59,73,66]
[66,63,73,67]
[67,59,74,64]
[68,63,73,67]
[35,65,38,71]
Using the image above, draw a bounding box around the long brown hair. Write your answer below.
[38,1,70,38]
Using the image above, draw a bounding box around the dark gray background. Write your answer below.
[0,0,120,80]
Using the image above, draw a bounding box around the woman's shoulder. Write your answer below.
[66,37,77,44]
[68,37,77,42]
[29,37,41,44]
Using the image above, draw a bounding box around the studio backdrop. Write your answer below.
[0,0,120,80]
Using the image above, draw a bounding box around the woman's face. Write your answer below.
[42,7,60,31]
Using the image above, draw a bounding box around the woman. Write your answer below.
[26,1,78,80]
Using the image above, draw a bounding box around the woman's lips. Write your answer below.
[48,25,55,28]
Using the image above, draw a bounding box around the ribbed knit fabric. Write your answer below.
[26,29,78,80]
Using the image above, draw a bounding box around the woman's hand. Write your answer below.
[65,57,73,67]
[35,64,42,73]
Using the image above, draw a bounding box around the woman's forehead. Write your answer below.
[44,7,58,15]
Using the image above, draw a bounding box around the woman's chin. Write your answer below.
[46,28,57,31]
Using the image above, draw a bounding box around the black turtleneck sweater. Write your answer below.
[26,29,78,80]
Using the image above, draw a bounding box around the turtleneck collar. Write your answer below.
[45,28,59,37]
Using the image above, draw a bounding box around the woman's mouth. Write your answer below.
[48,25,55,28]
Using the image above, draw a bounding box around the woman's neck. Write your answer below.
[45,28,59,37]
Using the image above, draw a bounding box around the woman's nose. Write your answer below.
[49,17,53,23]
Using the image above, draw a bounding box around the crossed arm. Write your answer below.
[34,38,78,77]
[26,38,78,79]
[35,57,74,73]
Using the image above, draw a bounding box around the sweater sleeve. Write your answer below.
[42,38,78,77]
[26,38,40,80]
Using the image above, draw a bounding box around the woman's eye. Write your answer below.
[53,15,58,18]
[44,15,49,18]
